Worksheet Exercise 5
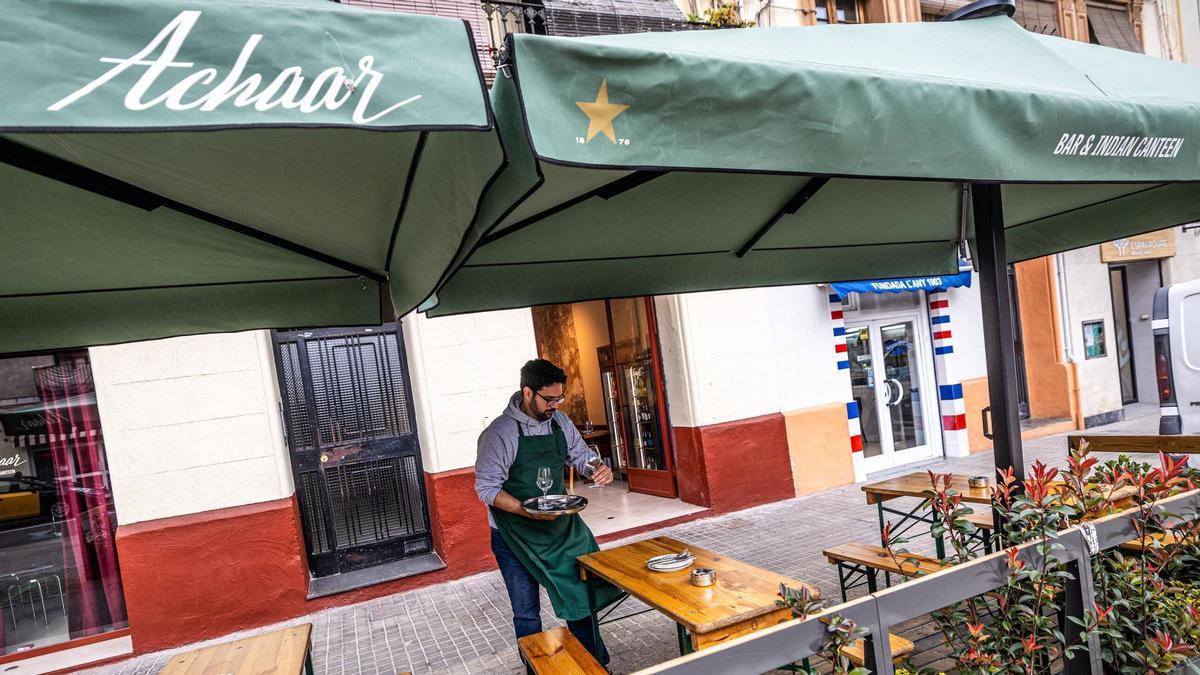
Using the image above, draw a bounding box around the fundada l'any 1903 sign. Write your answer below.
[1100,229,1176,262]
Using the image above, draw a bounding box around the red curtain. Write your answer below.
[35,355,126,638]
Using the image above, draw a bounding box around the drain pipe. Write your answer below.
[1055,252,1084,428]
[1055,253,1073,364]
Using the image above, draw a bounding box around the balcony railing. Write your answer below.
[634,488,1200,675]
[480,0,705,65]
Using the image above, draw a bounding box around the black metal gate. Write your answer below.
[272,325,433,578]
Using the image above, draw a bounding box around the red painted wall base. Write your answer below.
[672,413,796,512]
[115,470,496,655]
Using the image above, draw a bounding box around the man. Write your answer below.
[476,359,621,666]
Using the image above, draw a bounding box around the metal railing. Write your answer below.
[480,0,549,65]
[634,488,1200,675]
[479,0,707,65]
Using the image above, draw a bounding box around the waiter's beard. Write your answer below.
[537,408,555,421]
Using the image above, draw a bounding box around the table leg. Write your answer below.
[585,573,603,658]
[676,623,693,656]
[876,502,886,546]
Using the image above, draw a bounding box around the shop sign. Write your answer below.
[0,450,29,477]
[1100,230,1176,262]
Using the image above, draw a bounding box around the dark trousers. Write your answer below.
[491,528,609,665]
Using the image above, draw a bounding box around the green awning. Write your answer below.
[0,0,503,352]
[426,16,1200,316]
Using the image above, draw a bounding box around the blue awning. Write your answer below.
[831,264,973,299]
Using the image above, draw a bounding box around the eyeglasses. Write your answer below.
[535,391,567,405]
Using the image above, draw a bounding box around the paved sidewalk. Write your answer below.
[83,408,1159,675]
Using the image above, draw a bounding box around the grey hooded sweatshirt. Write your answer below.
[475,391,597,528]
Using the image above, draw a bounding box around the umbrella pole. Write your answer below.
[971,183,1026,485]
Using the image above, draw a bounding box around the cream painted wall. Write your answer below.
[653,289,781,428]
[655,286,854,429]
[89,331,292,526]
[403,309,537,474]
[1061,246,1125,420]
[571,301,610,425]
[945,274,988,382]
[766,285,848,412]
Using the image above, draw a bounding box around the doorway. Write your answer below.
[1110,260,1163,405]
[845,312,941,473]
[272,325,435,579]
[531,298,703,535]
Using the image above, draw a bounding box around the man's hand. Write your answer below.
[494,489,560,521]
[590,463,614,486]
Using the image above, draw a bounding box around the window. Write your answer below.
[815,0,860,23]
[0,351,127,655]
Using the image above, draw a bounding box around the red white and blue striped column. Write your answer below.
[929,290,969,457]
[830,292,866,480]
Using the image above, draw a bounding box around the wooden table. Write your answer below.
[862,472,992,559]
[862,471,1150,559]
[161,624,314,675]
[862,472,992,506]
[577,536,818,654]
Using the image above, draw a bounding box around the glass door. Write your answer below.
[600,368,626,477]
[847,317,939,473]
[606,298,677,498]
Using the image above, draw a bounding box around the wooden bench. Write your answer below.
[517,626,606,675]
[161,624,314,675]
[964,509,996,554]
[840,633,915,667]
[1120,531,1181,552]
[823,543,948,601]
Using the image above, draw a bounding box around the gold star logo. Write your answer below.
[575,79,629,144]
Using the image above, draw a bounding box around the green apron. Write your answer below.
[491,419,622,621]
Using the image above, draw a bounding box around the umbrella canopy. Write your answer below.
[0,0,503,352]
[425,15,1200,316]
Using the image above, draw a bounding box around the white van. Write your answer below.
[1153,278,1200,434]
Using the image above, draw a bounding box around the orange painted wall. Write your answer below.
[784,403,855,497]
[1013,259,1077,422]
[962,376,992,454]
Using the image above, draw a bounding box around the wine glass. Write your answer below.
[585,445,605,489]
[536,466,554,508]
[582,419,594,435]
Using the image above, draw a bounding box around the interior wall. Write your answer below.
[530,304,588,422]
[571,301,610,425]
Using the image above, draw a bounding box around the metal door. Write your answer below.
[273,325,433,578]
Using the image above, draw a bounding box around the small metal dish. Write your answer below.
[690,567,717,587]
[968,476,990,489]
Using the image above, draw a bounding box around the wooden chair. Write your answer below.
[823,543,948,601]
[517,626,606,675]
[161,624,314,675]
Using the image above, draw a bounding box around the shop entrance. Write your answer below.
[531,298,704,535]
[1109,260,1162,405]
[843,297,942,473]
